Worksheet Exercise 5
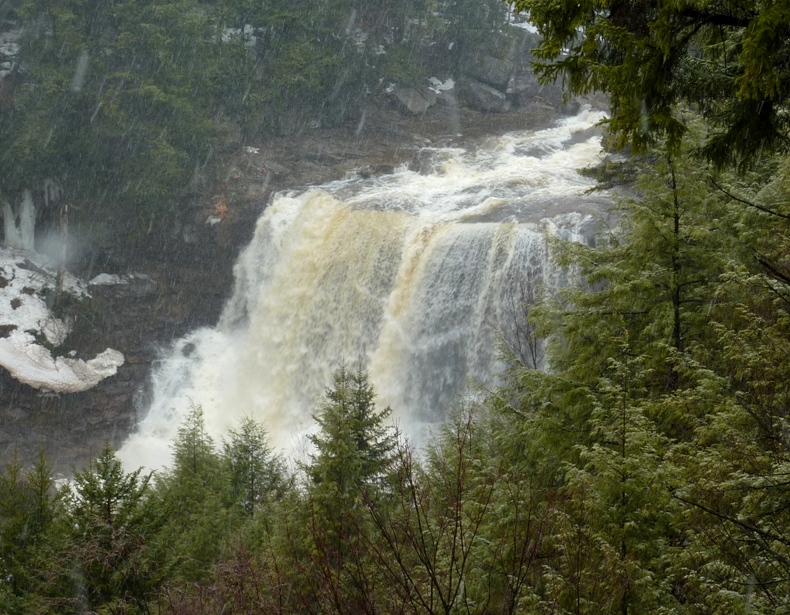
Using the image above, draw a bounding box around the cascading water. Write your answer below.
[118,106,610,471]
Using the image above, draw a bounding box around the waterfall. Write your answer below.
[118,106,610,471]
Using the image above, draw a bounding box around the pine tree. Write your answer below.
[0,450,63,614]
[66,443,156,613]
[308,361,395,504]
[171,405,221,483]
[513,0,790,167]
[150,405,232,584]
[223,416,287,515]
[296,362,395,615]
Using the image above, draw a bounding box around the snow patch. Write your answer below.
[0,30,21,81]
[511,20,539,34]
[429,77,455,93]
[0,343,124,393]
[89,273,128,286]
[0,42,19,56]
[0,249,124,392]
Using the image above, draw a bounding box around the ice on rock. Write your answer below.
[0,248,125,392]
[0,342,124,393]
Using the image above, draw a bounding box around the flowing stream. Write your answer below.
[118,106,610,470]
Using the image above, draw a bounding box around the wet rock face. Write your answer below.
[462,53,514,90]
[391,87,438,115]
[457,78,512,113]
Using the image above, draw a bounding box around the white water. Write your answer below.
[119,106,609,471]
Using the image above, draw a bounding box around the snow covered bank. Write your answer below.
[0,248,124,392]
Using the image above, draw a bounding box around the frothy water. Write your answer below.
[118,106,610,471]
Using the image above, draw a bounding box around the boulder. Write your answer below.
[391,87,437,116]
[436,89,459,107]
[0,29,20,80]
[462,53,514,90]
[89,272,158,297]
[457,78,511,113]
[509,72,543,100]
[509,73,580,114]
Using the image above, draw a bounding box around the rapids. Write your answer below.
[118,106,610,470]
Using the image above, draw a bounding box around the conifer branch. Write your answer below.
[709,177,790,220]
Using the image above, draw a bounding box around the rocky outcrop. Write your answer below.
[508,72,580,114]
[387,24,591,118]
[462,53,514,90]
[391,87,438,115]
[457,78,511,113]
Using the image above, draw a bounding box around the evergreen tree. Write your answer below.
[223,416,287,515]
[171,405,221,483]
[297,362,395,615]
[149,405,233,584]
[65,443,156,613]
[493,138,757,611]
[308,361,395,504]
[377,405,501,615]
[0,0,256,242]
[468,405,555,615]
[662,154,790,610]
[0,450,63,614]
[514,0,790,167]
[527,139,734,445]
[542,353,679,614]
